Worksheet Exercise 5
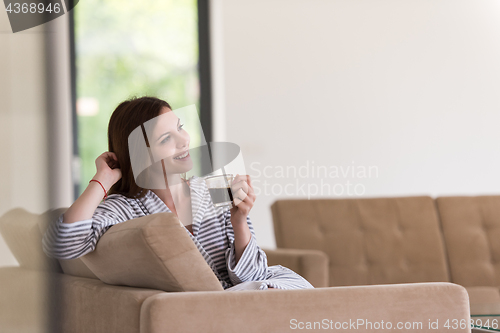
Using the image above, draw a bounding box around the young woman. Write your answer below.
[42,96,314,291]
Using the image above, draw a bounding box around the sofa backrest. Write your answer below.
[436,196,500,287]
[271,196,450,286]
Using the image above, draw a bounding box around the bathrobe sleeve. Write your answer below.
[224,210,269,285]
[42,195,135,260]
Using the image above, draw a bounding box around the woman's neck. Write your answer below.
[151,174,189,214]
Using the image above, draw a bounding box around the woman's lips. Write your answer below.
[173,151,190,160]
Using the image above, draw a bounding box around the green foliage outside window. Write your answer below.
[75,0,200,195]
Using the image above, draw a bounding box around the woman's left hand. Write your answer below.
[230,174,256,225]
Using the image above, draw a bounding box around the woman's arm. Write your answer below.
[232,220,251,264]
[224,175,269,284]
[224,214,269,284]
[63,152,122,224]
[229,175,255,264]
[42,151,124,259]
[42,198,133,260]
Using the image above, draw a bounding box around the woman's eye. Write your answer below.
[178,123,184,131]
[160,136,170,144]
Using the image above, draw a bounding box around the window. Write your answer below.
[73,0,203,195]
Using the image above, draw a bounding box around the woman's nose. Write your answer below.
[176,132,189,149]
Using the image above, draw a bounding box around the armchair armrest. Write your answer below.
[141,282,470,333]
[263,248,329,288]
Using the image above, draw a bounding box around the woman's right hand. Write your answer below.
[62,152,122,224]
[94,151,122,190]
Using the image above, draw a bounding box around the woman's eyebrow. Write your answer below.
[156,119,180,142]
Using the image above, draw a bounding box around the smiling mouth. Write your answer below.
[173,151,190,160]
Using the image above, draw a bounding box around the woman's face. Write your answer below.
[149,107,193,176]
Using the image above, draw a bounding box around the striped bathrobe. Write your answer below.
[42,176,314,291]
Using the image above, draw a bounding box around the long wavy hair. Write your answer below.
[107,96,171,198]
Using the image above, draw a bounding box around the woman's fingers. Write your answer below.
[228,175,256,218]
[231,179,249,194]
[107,158,119,169]
[232,192,253,214]
[232,175,254,193]
[245,175,256,202]
[231,175,248,204]
[95,152,121,180]
[232,188,248,206]
[230,174,257,207]
[234,188,254,207]
[99,152,116,161]
[99,152,119,169]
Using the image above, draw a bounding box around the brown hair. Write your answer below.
[107,96,171,198]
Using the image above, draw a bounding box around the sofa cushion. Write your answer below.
[80,212,224,292]
[437,196,500,287]
[0,208,61,273]
[271,196,450,286]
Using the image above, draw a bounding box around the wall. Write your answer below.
[0,10,48,267]
[0,9,74,333]
[210,0,500,249]
[0,10,73,267]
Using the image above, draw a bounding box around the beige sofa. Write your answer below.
[0,207,471,333]
[271,195,500,317]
